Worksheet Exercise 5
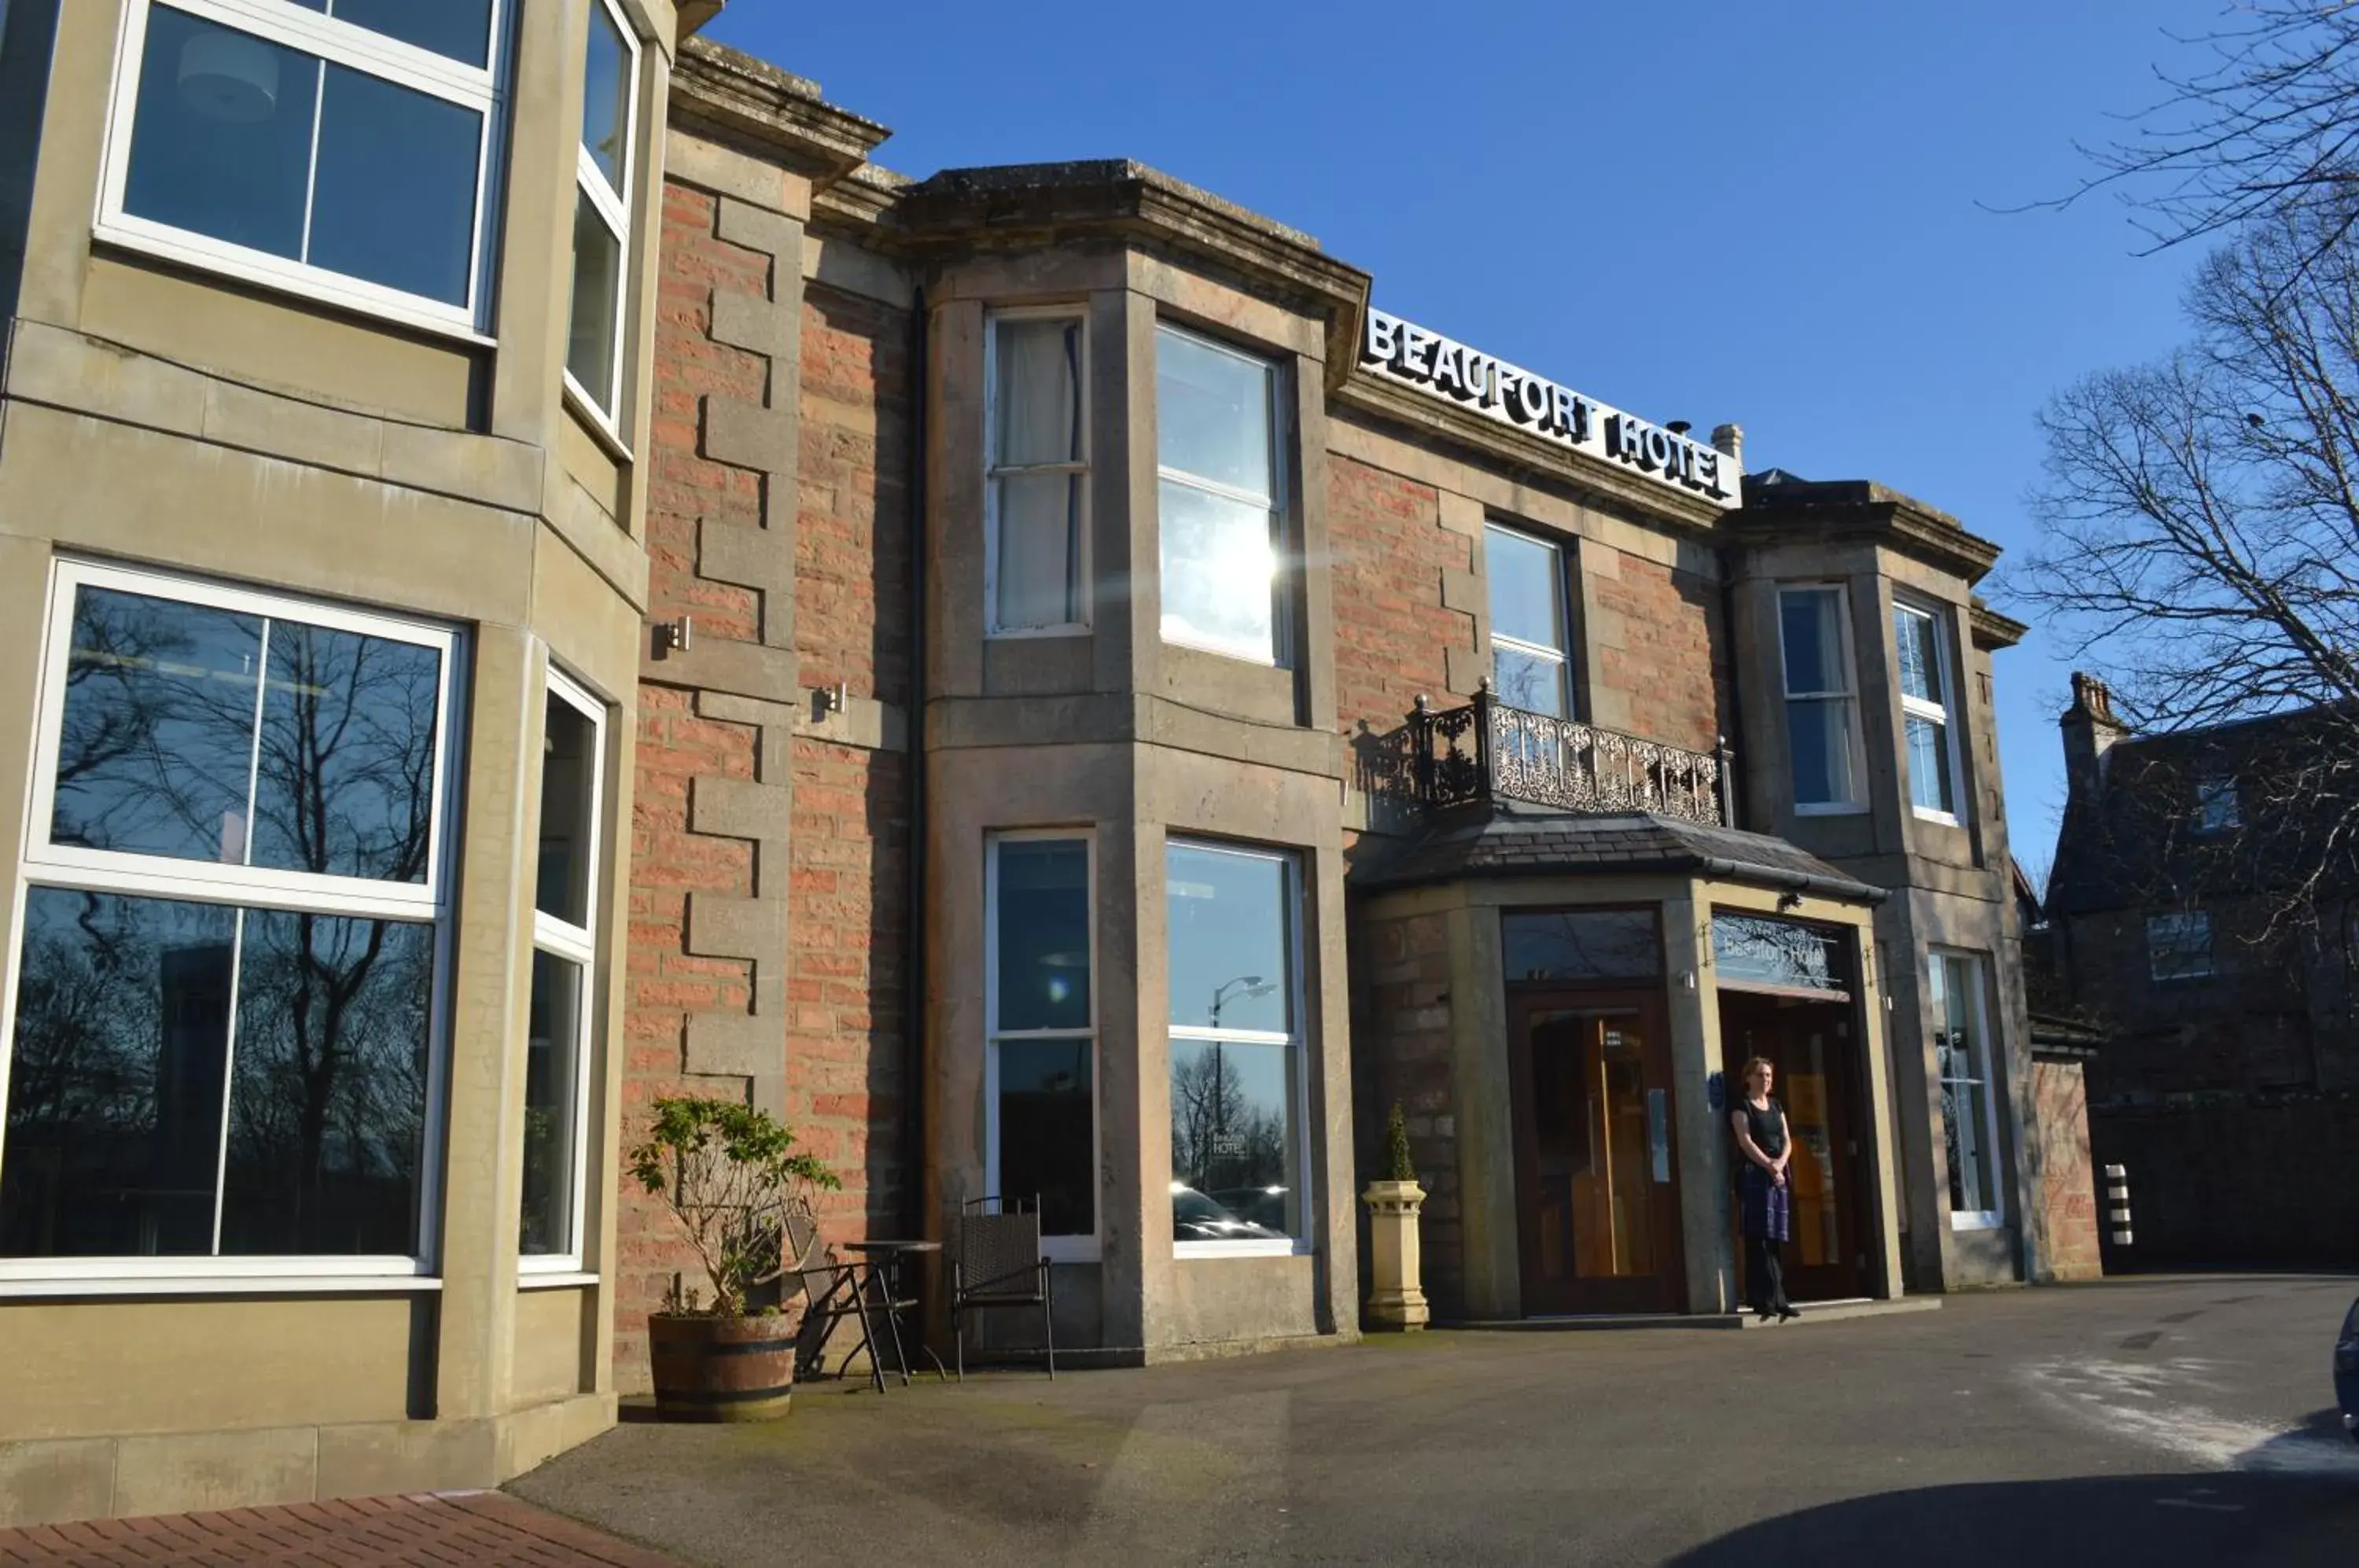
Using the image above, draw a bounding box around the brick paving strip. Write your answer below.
[0,1492,694,1568]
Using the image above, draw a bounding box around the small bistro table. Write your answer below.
[839,1239,948,1386]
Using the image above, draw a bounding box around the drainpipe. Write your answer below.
[1713,423,1750,834]
[901,284,929,1240]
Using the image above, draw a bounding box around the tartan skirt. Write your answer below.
[1739,1164,1791,1242]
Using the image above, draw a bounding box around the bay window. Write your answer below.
[1166,840,1305,1255]
[1156,325,1285,664]
[565,0,639,423]
[1,561,456,1283]
[1894,601,1962,820]
[984,834,1097,1257]
[521,669,605,1273]
[100,0,508,334]
[1777,586,1863,812]
[986,314,1090,635]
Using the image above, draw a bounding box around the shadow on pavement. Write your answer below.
[1665,1472,2359,1568]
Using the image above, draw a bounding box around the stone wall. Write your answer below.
[2028,1057,2102,1282]
[1352,907,1466,1317]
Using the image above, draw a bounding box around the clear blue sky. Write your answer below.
[708,0,2230,874]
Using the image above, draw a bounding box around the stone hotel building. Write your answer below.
[0,2,2086,1526]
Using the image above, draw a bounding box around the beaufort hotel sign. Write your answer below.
[1360,309,1740,509]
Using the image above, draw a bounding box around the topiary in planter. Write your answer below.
[628,1095,838,1420]
[1381,1101,1418,1184]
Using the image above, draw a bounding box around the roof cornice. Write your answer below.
[1729,480,2002,583]
[1971,598,2028,650]
[668,37,890,189]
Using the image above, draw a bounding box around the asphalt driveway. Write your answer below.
[512,1275,2359,1567]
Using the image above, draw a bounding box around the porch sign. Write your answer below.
[1359,308,1743,509]
[1711,914,1846,995]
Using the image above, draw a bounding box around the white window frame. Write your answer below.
[2147,911,2214,982]
[94,0,510,344]
[2194,777,2241,836]
[1893,599,1966,826]
[1168,838,1312,1261]
[1485,523,1572,718]
[559,0,640,437]
[983,830,1100,1264]
[984,309,1092,639]
[0,557,462,1292]
[1154,322,1290,668]
[1776,583,1868,815]
[1928,948,2005,1231]
[519,664,605,1278]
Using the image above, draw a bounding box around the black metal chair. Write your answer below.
[783,1205,892,1393]
[951,1195,1054,1380]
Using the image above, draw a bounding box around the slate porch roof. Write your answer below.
[1352,804,1887,903]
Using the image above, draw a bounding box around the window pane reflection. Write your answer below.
[521,951,581,1256]
[580,0,629,188]
[219,910,432,1256]
[1157,480,1273,662]
[313,0,493,67]
[1485,528,1566,651]
[1156,329,1272,498]
[1170,1040,1296,1242]
[307,65,480,306]
[994,841,1089,1032]
[1503,910,1661,983]
[566,193,623,410]
[537,694,597,926]
[51,587,261,864]
[997,1040,1093,1238]
[123,9,315,263]
[1165,845,1290,1033]
[251,620,442,884]
[0,889,236,1258]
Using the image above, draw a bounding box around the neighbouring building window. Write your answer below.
[1486,525,1572,717]
[565,0,639,421]
[102,0,509,333]
[2195,776,2241,835]
[986,314,1089,635]
[2147,911,2214,981]
[986,835,1097,1254]
[1776,586,1862,811]
[1166,839,1302,1253]
[1927,951,2001,1226]
[1,561,456,1278]
[1157,324,1283,664]
[521,668,605,1271]
[1894,602,1961,820]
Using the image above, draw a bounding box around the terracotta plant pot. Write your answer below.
[647,1311,797,1421]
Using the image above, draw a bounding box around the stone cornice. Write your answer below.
[1333,374,1733,535]
[669,37,889,187]
[1971,598,2029,651]
[1729,478,2002,583]
[879,161,1370,370]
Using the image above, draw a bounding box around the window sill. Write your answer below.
[1040,1239,1102,1266]
[518,1269,600,1290]
[0,1273,443,1298]
[1949,1212,2005,1233]
[1174,1239,1311,1260]
[93,219,494,348]
[1162,631,1282,669]
[1794,803,1868,817]
[986,625,1095,642]
[1912,808,1963,827]
[562,373,635,464]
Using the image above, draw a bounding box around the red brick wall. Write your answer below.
[1593,551,1730,756]
[2030,1057,2101,1281]
[786,281,913,1241]
[1327,455,1458,742]
[1354,909,1465,1316]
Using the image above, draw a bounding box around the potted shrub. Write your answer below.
[627,1095,838,1421]
[1363,1102,1430,1330]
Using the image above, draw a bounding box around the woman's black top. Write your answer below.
[1738,1095,1787,1161]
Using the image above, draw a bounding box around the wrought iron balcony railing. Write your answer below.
[1398,681,1732,826]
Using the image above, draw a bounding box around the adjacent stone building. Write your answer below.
[2045,675,2359,1268]
[0,9,2086,1529]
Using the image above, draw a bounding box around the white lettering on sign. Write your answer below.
[1359,308,1739,508]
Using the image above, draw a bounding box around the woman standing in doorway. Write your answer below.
[1732,1056,1801,1322]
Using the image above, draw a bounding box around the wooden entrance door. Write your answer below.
[1508,991,1685,1315]
[1719,992,1867,1302]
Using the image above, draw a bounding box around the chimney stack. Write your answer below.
[2060,672,2129,806]
[1710,423,1744,463]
